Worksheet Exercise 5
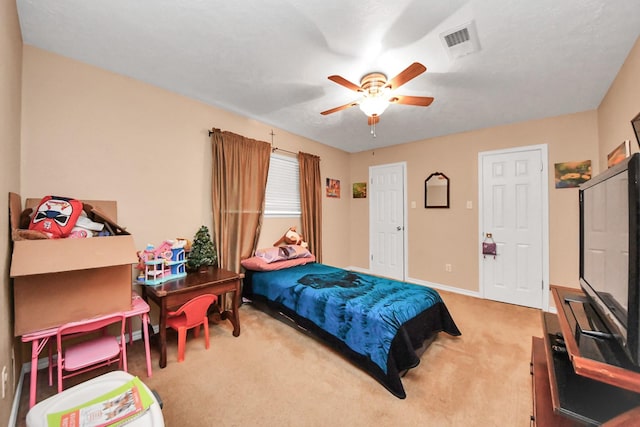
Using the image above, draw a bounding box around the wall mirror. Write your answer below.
[425,172,450,208]
[632,112,640,149]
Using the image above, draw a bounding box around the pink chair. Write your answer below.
[55,313,127,392]
[166,294,217,362]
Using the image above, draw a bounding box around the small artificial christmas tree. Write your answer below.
[186,225,218,271]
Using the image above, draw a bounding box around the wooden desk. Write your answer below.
[140,267,243,368]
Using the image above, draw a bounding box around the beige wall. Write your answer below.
[350,112,599,293]
[598,37,640,164]
[20,46,351,269]
[347,36,640,296]
[7,26,640,418]
[1,0,22,423]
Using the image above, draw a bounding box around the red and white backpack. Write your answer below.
[28,195,83,238]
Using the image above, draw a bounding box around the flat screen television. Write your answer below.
[579,152,640,368]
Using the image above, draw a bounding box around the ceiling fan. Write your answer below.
[320,62,434,130]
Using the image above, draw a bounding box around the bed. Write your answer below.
[241,256,461,399]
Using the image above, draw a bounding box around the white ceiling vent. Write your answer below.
[440,21,481,60]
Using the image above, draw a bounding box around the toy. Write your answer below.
[176,237,192,252]
[137,239,187,284]
[273,226,308,249]
[19,207,33,229]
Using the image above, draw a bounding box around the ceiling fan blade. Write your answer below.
[390,95,434,107]
[321,101,359,115]
[368,116,380,126]
[328,75,364,92]
[384,62,427,90]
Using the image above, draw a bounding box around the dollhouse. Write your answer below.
[137,240,187,285]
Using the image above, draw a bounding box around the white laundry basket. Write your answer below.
[26,371,164,427]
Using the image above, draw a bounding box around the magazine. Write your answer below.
[46,376,155,427]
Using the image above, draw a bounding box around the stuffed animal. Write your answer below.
[273,226,308,249]
[19,208,33,229]
[12,228,49,241]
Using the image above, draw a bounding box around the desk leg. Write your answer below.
[159,301,167,369]
[28,337,49,408]
[232,288,241,337]
[142,313,153,377]
[29,339,39,408]
[220,288,241,337]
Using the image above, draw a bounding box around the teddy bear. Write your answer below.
[273,226,308,249]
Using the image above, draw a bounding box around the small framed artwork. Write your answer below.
[607,140,630,168]
[554,160,591,189]
[326,178,340,198]
[352,182,367,198]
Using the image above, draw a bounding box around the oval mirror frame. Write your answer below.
[425,172,450,208]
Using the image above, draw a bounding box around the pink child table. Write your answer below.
[21,292,153,408]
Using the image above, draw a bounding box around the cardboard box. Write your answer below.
[9,193,138,336]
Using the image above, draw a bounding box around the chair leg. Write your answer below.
[121,332,128,372]
[193,324,200,338]
[142,313,153,377]
[57,352,63,393]
[204,321,210,350]
[177,327,186,362]
[48,341,53,387]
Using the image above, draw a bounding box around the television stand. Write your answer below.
[564,296,614,340]
[530,285,640,426]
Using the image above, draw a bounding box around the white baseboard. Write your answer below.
[345,266,482,299]
[8,363,25,427]
[406,276,482,298]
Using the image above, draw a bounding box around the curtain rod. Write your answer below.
[208,127,298,156]
[271,147,298,156]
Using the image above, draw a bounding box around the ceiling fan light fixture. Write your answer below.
[321,62,432,126]
[359,93,390,117]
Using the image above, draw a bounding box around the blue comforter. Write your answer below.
[246,263,460,397]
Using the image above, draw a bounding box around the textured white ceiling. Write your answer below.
[16,0,640,153]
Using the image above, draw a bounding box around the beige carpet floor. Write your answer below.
[16,290,542,426]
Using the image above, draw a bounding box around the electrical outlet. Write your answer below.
[2,365,7,399]
[445,264,452,272]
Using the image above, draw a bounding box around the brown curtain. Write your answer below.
[211,129,271,273]
[298,151,322,262]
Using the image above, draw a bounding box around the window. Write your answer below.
[264,153,301,217]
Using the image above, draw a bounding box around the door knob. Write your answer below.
[396,226,402,231]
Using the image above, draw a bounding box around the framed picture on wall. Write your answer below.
[352,182,367,198]
[554,160,591,188]
[607,140,630,168]
[326,178,340,198]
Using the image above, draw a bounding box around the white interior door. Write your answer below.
[479,145,548,309]
[370,163,406,281]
